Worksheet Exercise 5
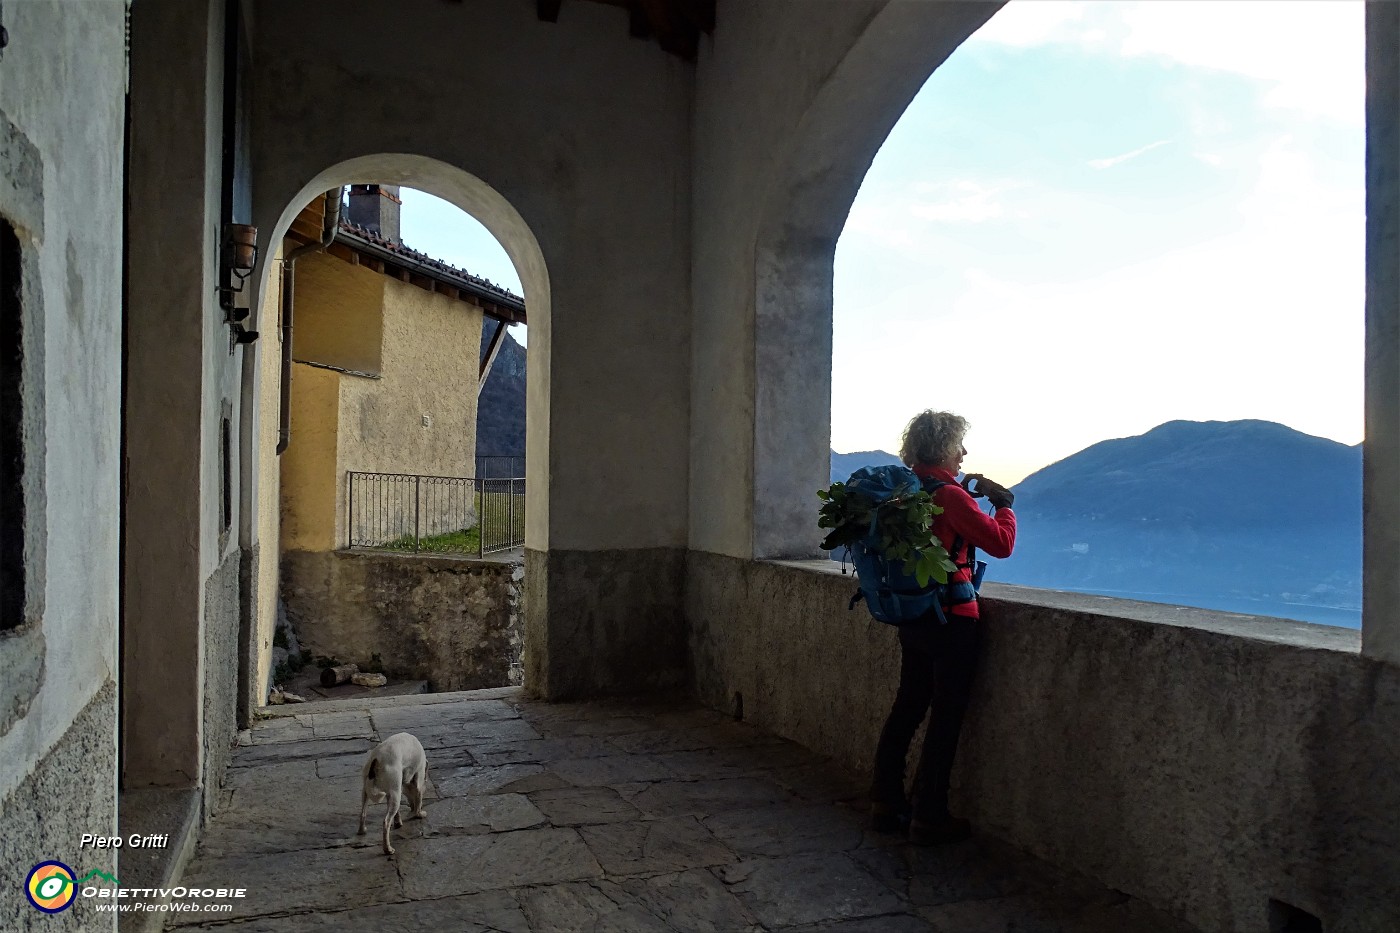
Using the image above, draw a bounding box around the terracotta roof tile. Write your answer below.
[337,220,525,307]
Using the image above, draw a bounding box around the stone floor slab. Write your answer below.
[435,762,550,796]
[169,845,403,924]
[768,762,867,804]
[179,690,1200,933]
[784,913,937,932]
[231,736,374,767]
[314,754,372,780]
[916,894,1063,933]
[579,816,734,876]
[472,735,619,766]
[223,776,364,819]
[245,717,315,745]
[310,711,376,739]
[718,852,909,929]
[222,759,316,791]
[850,839,1030,908]
[422,793,546,834]
[398,827,603,899]
[703,801,866,857]
[530,786,641,826]
[515,880,673,932]
[551,753,678,786]
[617,868,763,932]
[371,699,519,733]
[181,890,528,933]
[196,806,369,858]
[620,776,798,819]
[605,727,728,756]
[532,715,656,738]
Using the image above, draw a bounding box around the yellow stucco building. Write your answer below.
[250,188,525,694]
[275,187,524,553]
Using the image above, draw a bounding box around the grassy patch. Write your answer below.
[353,488,524,556]
[382,525,483,555]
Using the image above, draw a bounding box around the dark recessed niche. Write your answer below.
[0,217,22,630]
[220,415,232,533]
[1268,899,1323,933]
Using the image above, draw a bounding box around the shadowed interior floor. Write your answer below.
[171,688,1199,932]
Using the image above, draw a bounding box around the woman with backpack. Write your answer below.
[869,409,1017,845]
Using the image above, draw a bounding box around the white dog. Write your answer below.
[357,732,428,855]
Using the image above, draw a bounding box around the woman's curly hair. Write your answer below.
[900,410,969,468]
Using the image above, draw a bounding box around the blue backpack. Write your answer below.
[840,465,986,625]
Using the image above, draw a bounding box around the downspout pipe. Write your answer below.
[277,188,342,455]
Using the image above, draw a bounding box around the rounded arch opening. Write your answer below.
[240,154,550,707]
[750,4,1000,558]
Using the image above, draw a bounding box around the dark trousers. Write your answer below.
[871,613,981,822]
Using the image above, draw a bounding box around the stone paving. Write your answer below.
[175,688,1198,932]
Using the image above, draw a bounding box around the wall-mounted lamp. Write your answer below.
[219,222,259,319]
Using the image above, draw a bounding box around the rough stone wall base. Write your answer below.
[202,551,241,823]
[684,551,901,770]
[0,681,117,933]
[525,547,687,700]
[282,549,521,692]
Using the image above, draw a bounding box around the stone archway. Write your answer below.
[241,155,550,707]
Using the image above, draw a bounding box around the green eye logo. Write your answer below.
[25,861,76,913]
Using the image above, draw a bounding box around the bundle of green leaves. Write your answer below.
[817,481,958,587]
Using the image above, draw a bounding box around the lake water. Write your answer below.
[1046,587,1361,630]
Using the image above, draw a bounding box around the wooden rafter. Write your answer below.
[536,0,714,60]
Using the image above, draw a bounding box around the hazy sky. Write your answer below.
[397,188,527,344]
[399,0,1364,487]
[833,0,1363,484]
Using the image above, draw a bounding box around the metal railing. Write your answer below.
[475,454,525,479]
[346,471,525,557]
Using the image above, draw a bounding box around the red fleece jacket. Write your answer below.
[912,464,1017,619]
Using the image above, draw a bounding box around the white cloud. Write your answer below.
[971,1,1364,126]
[909,180,1019,223]
[1088,139,1171,170]
[832,142,1365,479]
[831,1,1365,476]
[972,1,1091,48]
[1117,1,1363,126]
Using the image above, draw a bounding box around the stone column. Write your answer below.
[1364,0,1400,664]
[124,0,222,787]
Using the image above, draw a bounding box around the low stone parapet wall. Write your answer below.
[280,549,523,692]
[685,553,1395,933]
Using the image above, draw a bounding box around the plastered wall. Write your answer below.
[335,276,483,482]
[291,250,385,376]
[0,2,125,928]
[248,0,691,554]
[281,364,342,553]
[280,257,484,559]
[689,0,996,559]
[254,246,285,701]
[124,0,249,794]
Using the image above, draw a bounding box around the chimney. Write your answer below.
[345,184,402,245]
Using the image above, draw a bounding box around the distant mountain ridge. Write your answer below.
[1003,420,1360,625]
[476,327,526,458]
[827,420,1362,627]
[830,449,904,484]
[1012,419,1359,529]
